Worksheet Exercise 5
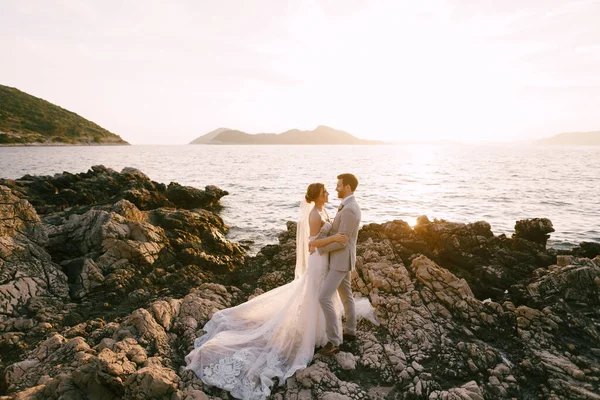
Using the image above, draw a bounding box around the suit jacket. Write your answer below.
[317,196,361,271]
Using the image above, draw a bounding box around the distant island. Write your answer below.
[189,126,384,145]
[537,130,600,146]
[0,85,128,146]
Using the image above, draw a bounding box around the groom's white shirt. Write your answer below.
[340,194,354,207]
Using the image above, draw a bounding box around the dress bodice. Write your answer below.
[309,221,332,240]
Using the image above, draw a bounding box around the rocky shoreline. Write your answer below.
[0,166,599,399]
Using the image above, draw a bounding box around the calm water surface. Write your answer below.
[1,144,598,253]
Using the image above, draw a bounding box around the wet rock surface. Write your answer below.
[1,167,599,399]
[0,165,228,215]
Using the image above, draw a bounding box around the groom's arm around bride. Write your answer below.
[316,206,360,259]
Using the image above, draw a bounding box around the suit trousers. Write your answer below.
[319,269,356,346]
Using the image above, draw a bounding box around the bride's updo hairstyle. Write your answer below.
[305,183,325,203]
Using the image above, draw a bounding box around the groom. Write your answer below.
[315,173,361,356]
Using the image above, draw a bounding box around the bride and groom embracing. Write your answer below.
[185,173,377,400]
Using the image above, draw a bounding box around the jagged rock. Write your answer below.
[526,256,600,305]
[1,284,242,399]
[513,218,555,248]
[0,186,70,378]
[165,182,228,210]
[0,187,69,319]
[115,309,171,358]
[47,199,166,263]
[334,352,357,370]
[562,241,600,260]
[429,380,484,399]
[361,216,556,299]
[294,361,367,398]
[0,166,229,215]
[121,167,150,180]
[44,200,170,300]
[124,364,179,399]
[4,189,243,340]
[149,207,244,274]
[149,299,181,332]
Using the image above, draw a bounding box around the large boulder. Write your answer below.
[513,218,555,248]
[0,186,69,346]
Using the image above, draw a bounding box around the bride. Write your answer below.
[185,183,373,399]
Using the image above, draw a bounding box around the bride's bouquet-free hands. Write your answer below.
[308,232,348,254]
[332,232,349,243]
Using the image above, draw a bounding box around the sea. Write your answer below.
[1,144,598,254]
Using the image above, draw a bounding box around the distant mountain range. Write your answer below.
[189,126,383,145]
[537,131,600,146]
[189,128,232,144]
[3,83,596,148]
[0,85,128,146]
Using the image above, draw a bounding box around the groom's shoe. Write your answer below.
[319,342,340,356]
[343,333,357,342]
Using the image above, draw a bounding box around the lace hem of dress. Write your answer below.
[201,349,287,400]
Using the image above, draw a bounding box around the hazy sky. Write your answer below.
[1,0,599,144]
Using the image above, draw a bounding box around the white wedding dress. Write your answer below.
[185,200,377,400]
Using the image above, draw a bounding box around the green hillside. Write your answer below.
[0,85,128,145]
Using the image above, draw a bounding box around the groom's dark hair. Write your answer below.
[338,173,358,192]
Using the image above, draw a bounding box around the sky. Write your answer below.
[1,0,599,145]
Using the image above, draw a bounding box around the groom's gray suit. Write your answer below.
[318,194,361,346]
